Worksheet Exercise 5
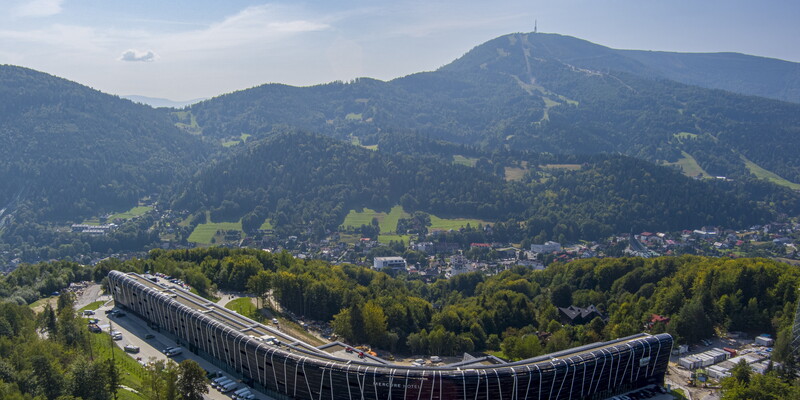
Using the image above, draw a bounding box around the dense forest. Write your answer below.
[0,66,209,222]
[0,288,207,399]
[184,33,800,183]
[173,130,798,241]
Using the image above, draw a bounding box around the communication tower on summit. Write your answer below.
[534,20,538,33]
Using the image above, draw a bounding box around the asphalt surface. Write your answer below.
[90,298,274,400]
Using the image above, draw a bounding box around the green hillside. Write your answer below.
[172,131,795,243]
[183,33,800,185]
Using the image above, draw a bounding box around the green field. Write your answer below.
[79,300,105,313]
[663,151,709,178]
[259,219,273,230]
[172,110,202,135]
[338,233,361,244]
[341,205,409,233]
[540,164,582,171]
[378,234,413,244]
[88,332,146,399]
[110,206,153,220]
[345,113,363,120]
[188,219,243,244]
[342,205,490,234]
[673,131,699,141]
[741,155,800,190]
[453,155,479,167]
[429,215,490,230]
[225,297,258,319]
[223,133,252,147]
[504,162,529,181]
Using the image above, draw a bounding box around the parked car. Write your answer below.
[219,380,239,393]
[83,310,95,316]
[124,344,140,353]
[164,347,182,357]
[212,377,232,389]
[144,333,155,339]
[111,331,122,340]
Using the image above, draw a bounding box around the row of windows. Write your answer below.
[109,271,671,400]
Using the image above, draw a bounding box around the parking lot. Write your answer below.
[91,301,274,400]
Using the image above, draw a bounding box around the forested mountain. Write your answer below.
[173,130,796,241]
[0,65,209,221]
[461,33,800,103]
[184,32,800,184]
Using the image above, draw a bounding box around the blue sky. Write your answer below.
[1,0,798,100]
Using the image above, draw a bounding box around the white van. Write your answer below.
[165,347,182,357]
[212,377,232,388]
[220,380,239,393]
[234,390,254,399]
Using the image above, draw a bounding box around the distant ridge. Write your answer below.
[123,94,206,108]
[445,32,800,103]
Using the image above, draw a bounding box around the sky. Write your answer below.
[1,0,798,101]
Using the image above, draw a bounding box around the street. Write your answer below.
[84,291,274,400]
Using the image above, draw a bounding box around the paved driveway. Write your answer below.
[93,301,274,400]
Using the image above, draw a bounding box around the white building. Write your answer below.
[530,241,561,253]
[755,335,774,347]
[373,256,407,270]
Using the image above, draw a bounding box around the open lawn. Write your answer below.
[110,206,152,220]
[741,155,800,190]
[188,219,243,244]
[79,301,105,313]
[222,133,253,147]
[342,205,490,234]
[429,215,491,230]
[378,234,412,244]
[172,110,202,135]
[225,297,258,319]
[341,205,409,233]
[663,151,709,178]
[504,165,529,181]
[89,332,146,399]
[259,219,273,230]
[338,233,361,244]
[540,164,582,171]
[29,296,57,313]
[453,155,478,167]
[673,132,699,141]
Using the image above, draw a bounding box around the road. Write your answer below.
[88,296,274,399]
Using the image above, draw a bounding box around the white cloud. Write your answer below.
[14,0,64,17]
[160,4,330,52]
[119,49,157,62]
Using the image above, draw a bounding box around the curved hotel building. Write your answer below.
[109,271,672,400]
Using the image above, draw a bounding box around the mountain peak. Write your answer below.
[441,32,800,103]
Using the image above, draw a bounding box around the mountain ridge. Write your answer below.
[0,65,209,221]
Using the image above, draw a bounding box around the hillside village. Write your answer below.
[3,202,798,273]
